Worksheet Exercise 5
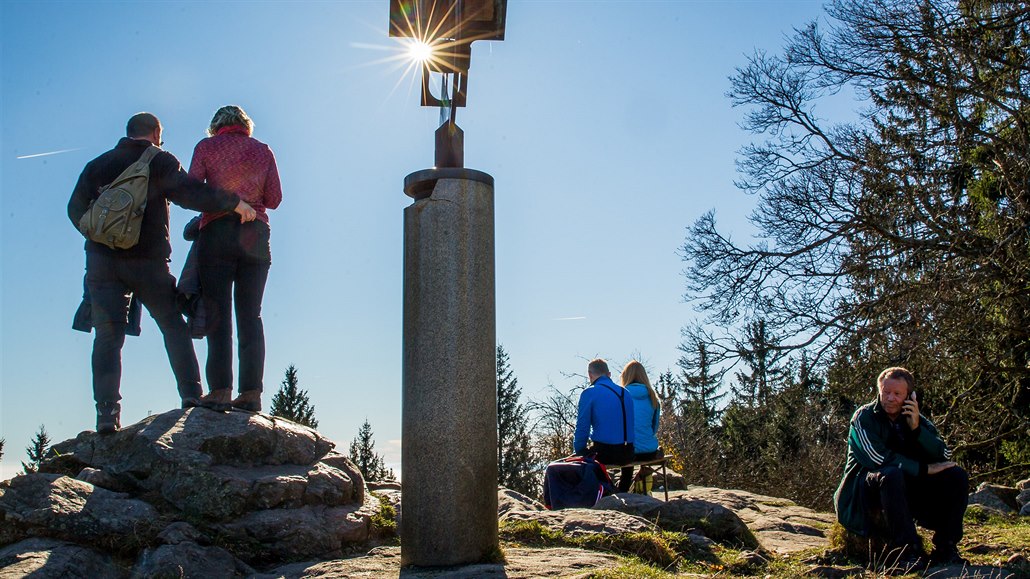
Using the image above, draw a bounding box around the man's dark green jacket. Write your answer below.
[833,399,952,536]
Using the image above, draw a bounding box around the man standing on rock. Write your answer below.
[68,112,256,433]
[834,366,969,567]
[573,358,635,466]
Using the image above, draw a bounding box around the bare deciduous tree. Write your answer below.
[681,0,1030,479]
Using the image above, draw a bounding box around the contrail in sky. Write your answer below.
[16,148,81,159]
[554,316,587,321]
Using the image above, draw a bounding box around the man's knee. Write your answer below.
[872,466,906,491]
[93,322,126,347]
[936,464,969,495]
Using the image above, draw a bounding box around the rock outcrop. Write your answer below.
[0,538,127,579]
[969,482,1023,514]
[674,487,836,554]
[594,492,758,548]
[0,408,375,576]
[255,546,624,579]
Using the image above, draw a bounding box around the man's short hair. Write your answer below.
[877,367,915,394]
[126,112,160,138]
[588,358,609,376]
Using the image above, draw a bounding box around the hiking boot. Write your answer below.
[929,545,969,566]
[231,390,262,412]
[199,389,232,412]
[181,396,201,409]
[96,402,121,434]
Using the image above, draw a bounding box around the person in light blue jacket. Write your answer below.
[619,360,662,493]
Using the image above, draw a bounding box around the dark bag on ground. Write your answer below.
[542,455,615,510]
[78,146,160,249]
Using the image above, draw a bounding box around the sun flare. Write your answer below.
[408,40,434,63]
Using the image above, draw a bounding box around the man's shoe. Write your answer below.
[929,546,969,566]
[181,396,201,409]
[199,389,232,412]
[231,391,262,412]
[96,402,121,434]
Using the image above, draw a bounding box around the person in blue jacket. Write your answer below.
[574,358,635,467]
[619,360,662,492]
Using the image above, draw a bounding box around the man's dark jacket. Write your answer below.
[68,137,240,259]
[833,398,952,536]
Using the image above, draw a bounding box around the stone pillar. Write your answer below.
[401,168,498,567]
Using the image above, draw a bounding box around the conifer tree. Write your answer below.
[654,370,678,403]
[677,337,726,425]
[731,320,786,408]
[270,364,318,428]
[496,345,536,495]
[0,438,5,463]
[22,425,50,474]
[349,419,394,481]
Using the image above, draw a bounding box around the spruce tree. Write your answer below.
[270,364,318,428]
[496,345,536,496]
[22,425,50,474]
[349,419,394,481]
[0,438,5,463]
[677,337,726,425]
[654,370,678,402]
[731,320,786,408]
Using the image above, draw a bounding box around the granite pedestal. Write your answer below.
[401,169,498,566]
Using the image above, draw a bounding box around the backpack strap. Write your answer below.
[137,145,161,166]
[98,145,161,194]
[599,382,629,445]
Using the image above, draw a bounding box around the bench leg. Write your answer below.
[662,462,669,501]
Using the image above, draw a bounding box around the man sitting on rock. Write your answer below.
[573,358,635,467]
[834,366,969,567]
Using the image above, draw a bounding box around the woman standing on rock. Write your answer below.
[190,105,282,413]
[619,360,662,493]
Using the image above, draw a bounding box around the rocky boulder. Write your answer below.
[594,492,758,548]
[1013,479,1030,516]
[0,538,126,579]
[131,541,253,579]
[968,483,1021,514]
[0,473,161,552]
[673,487,835,554]
[0,408,375,576]
[498,488,545,516]
[501,506,654,535]
[40,409,358,520]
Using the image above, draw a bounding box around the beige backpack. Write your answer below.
[78,146,160,249]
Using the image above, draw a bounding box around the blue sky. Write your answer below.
[1,0,828,479]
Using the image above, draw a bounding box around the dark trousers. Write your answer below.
[197,218,271,393]
[85,252,202,404]
[619,449,663,493]
[864,465,968,551]
[583,441,635,471]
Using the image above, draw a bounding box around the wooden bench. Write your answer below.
[605,456,671,501]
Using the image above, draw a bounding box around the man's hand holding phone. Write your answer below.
[902,391,920,431]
